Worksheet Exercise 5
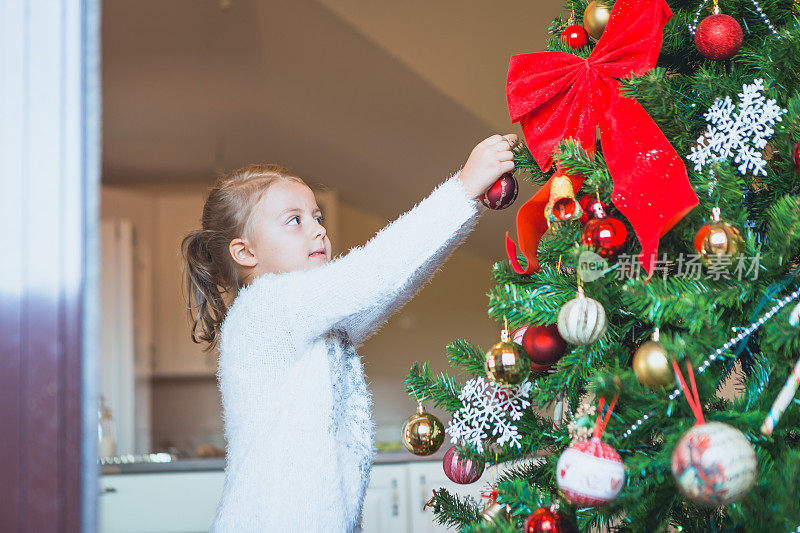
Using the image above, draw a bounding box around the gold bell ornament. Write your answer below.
[484,318,531,386]
[632,328,673,388]
[693,206,743,263]
[401,402,445,456]
[480,490,512,523]
[544,172,584,224]
[583,0,611,40]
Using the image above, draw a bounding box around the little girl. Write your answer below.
[181,134,516,532]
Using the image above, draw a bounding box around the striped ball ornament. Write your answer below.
[557,437,625,507]
[442,445,485,484]
[557,287,607,345]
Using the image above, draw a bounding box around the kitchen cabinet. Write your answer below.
[151,193,218,377]
[99,471,223,533]
[360,464,410,532]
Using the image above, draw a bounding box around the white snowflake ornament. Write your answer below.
[447,377,532,452]
[687,78,786,177]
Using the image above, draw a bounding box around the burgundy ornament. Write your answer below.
[581,203,627,259]
[480,172,518,210]
[578,195,606,225]
[560,24,589,49]
[442,445,485,484]
[524,506,575,533]
[695,13,743,60]
[792,139,800,174]
[521,323,567,371]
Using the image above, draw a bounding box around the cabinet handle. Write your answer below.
[420,475,428,509]
[99,486,117,495]
[391,478,398,516]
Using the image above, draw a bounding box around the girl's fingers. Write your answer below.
[503,134,518,145]
[500,160,515,172]
[498,150,514,161]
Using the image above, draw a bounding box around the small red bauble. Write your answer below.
[480,173,518,210]
[521,323,567,371]
[578,195,606,225]
[524,506,575,533]
[792,139,800,174]
[695,13,743,60]
[560,24,589,49]
[556,437,625,507]
[442,446,485,484]
[581,203,627,258]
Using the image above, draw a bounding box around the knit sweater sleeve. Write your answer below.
[244,170,485,348]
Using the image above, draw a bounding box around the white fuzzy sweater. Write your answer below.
[210,171,483,532]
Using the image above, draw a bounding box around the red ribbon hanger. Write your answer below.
[593,393,620,441]
[505,0,699,277]
[672,359,706,425]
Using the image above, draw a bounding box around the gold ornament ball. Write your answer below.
[401,404,445,456]
[485,340,530,386]
[633,340,673,387]
[583,1,611,40]
[697,221,743,262]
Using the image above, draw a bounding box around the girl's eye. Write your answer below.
[287,214,324,226]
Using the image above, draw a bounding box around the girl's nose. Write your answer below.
[314,220,326,239]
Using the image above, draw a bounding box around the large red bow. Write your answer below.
[505,0,698,276]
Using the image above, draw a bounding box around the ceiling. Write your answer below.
[102,0,563,260]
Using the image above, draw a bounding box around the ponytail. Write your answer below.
[181,230,229,352]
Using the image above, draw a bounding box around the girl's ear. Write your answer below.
[229,238,258,268]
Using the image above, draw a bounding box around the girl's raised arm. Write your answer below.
[242,171,484,347]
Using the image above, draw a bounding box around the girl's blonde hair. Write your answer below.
[181,163,306,352]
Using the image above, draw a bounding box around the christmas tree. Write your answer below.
[401,0,800,530]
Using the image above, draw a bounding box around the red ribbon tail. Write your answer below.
[601,93,698,277]
[504,183,551,274]
[506,232,533,274]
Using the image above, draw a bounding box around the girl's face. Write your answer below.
[230,179,331,282]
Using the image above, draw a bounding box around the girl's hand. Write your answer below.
[458,134,518,200]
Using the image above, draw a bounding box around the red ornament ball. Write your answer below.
[578,195,606,225]
[695,14,743,60]
[442,446,485,484]
[556,438,625,507]
[521,323,567,371]
[524,507,575,533]
[792,139,800,174]
[581,216,627,258]
[480,173,518,210]
[560,24,589,49]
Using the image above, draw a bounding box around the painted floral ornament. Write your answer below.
[670,359,757,506]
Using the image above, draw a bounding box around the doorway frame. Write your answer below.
[0,1,100,531]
